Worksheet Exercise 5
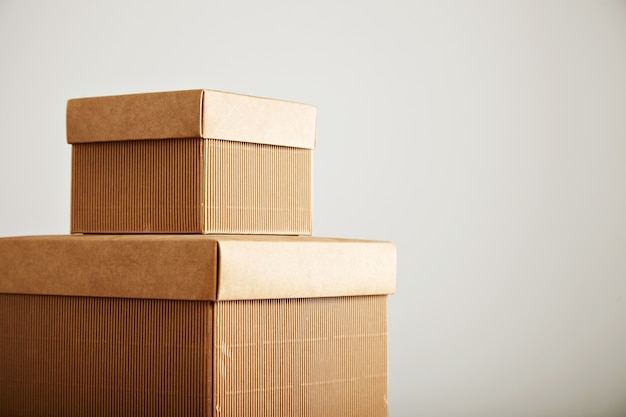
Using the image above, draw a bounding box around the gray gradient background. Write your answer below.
[1,1,626,416]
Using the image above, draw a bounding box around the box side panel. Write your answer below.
[202,90,317,149]
[66,90,203,143]
[0,294,212,417]
[216,238,397,300]
[206,139,312,235]
[71,138,204,233]
[0,235,219,301]
[214,295,388,417]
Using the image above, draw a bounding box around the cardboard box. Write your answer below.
[0,234,396,417]
[66,90,317,234]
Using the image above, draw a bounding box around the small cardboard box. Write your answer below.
[67,89,317,235]
[0,234,396,417]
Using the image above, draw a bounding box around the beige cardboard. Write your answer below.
[0,293,388,417]
[201,89,317,148]
[70,137,312,235]
[213,296,389,417]
[0,234,396,300]
[0,234,218,300]
[68,90,315,235]
[216,236,397,300]
[67,89,317,149]
[0,234,394,416]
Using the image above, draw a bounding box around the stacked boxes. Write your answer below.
[0,89,396,417]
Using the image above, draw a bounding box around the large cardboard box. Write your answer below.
[0,234,396,417]
[67,90,317,235]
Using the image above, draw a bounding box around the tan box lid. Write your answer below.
[66,89,317,149]
[0,235,395,301]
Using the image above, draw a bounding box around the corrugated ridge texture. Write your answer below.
[71,138,312,234]
[0,294,212,417]
[207,139,312,234]
[71,138,203,233]
[214,295,388,417]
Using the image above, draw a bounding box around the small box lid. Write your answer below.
[0,235,396,301]
[66,89,317,149]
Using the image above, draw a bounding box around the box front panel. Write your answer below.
[206,139,312,235]
[71,138,204,233]
[214,295,388,417]
[0,294,212,417]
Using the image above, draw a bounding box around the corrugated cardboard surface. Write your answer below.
[72,138,205,234]
[71,138,312,235]
[0,294,213,417]
[0,294,388,417]
[214,296,388,417]
[0,234,396,300]
[205,139,311,234]
[66,89,317,149]
[0,235,394,415]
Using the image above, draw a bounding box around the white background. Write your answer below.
[1,1,626,416]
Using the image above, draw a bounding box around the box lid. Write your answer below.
[0,235,395,301]
[66,89,317,149]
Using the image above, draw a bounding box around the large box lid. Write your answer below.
[66,89,317,149]
[0,235,395,301]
